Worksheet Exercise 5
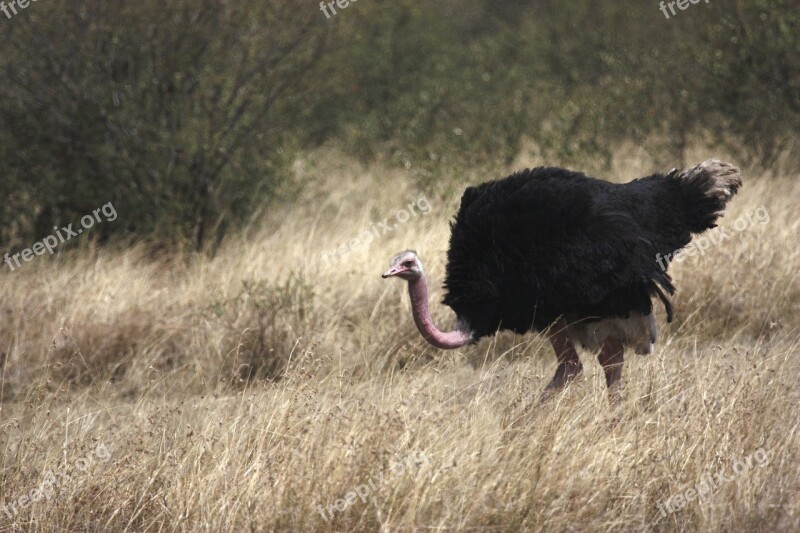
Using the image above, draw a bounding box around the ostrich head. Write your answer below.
[381,250,424,280]
[382,249,473,349]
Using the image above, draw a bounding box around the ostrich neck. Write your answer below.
[407,275,472,349]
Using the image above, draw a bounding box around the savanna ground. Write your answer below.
[1,146,799,532]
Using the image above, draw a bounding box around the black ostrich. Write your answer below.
[382,160,742,401]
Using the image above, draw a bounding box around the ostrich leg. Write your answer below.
[544,319,583,390]
[598,337,625,404]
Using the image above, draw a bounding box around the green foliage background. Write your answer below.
[0,0,797,250]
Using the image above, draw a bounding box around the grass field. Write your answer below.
[1,148,799,531]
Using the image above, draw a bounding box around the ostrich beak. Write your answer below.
[382,266,405,278]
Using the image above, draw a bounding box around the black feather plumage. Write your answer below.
[441,162,741,339]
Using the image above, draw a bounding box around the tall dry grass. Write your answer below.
[1,148,798,531]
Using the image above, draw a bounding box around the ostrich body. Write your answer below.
[382,160,742,400]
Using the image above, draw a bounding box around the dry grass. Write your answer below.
[1,148,799,532]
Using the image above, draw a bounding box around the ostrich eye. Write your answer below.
[403,261,414,268]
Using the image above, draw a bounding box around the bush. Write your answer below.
[0,0,797,250]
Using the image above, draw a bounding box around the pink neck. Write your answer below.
[407,275,473,349]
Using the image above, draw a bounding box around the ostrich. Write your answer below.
[382,160,742,401]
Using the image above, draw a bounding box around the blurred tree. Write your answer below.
[0,0,326,250]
